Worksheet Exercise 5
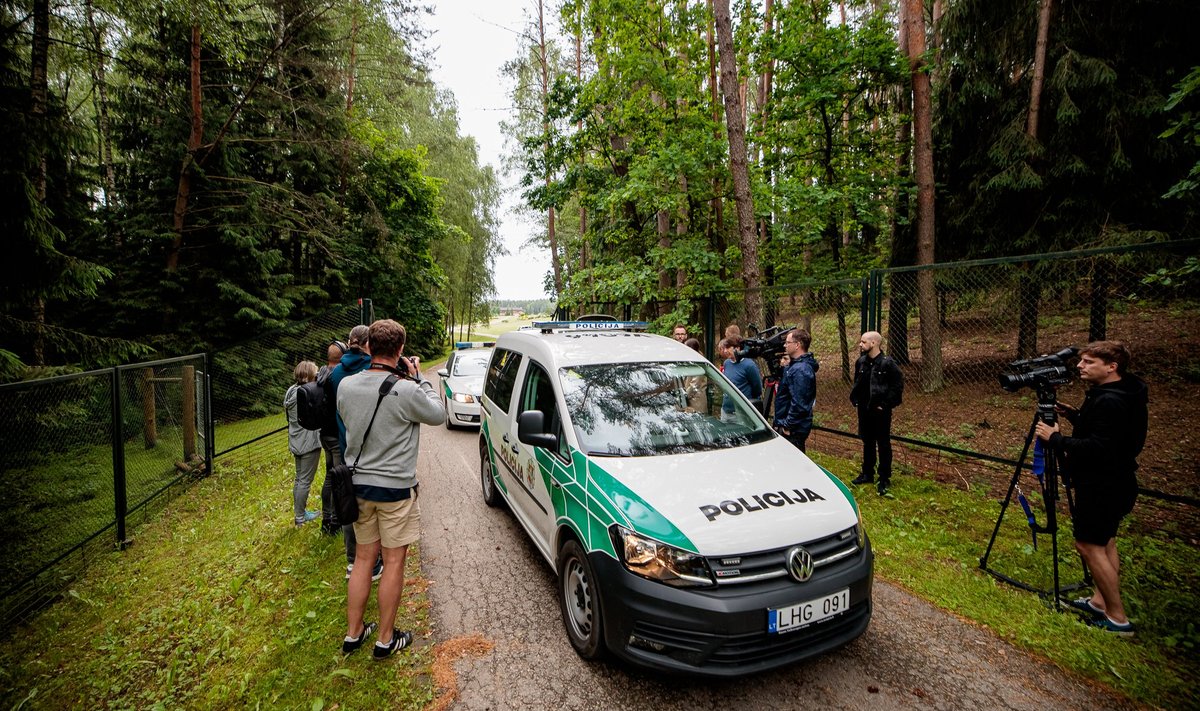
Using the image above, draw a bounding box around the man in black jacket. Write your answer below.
[849,331,904,495]
[1036,341,1147,637]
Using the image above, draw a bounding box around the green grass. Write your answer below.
[0,447,433,710]
[809,452,1199,709]
[3,416,1195,709]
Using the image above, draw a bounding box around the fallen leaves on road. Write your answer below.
[428,633,496,711]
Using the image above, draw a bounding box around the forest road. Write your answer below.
[415,420,1136,711]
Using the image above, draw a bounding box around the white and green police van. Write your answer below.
[478,320,872,676]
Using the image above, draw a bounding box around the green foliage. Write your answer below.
[937,0,1199,258]
[2,0,500,372]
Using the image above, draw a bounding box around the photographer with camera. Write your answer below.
[337,319,444,659]
[1034,341,1148,637]
[774,329,818,452]
[850,331,904,496]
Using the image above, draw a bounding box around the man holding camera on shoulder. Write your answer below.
[336,319,445,659]
[1035,341,1147,637]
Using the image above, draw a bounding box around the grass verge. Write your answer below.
[809,452,1198,710]
[0,447,433,710]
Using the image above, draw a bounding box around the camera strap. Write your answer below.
[368,361,418,382]
[348,373,401,473]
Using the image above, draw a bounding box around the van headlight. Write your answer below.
[856,509,866,548]
[610,526,714,587]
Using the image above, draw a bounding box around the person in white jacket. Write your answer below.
[336,319,445,660]
[283,361,322,525]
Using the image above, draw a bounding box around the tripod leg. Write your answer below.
[981,414,1040,569]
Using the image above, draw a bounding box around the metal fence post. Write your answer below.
[110,367,128,548]
[204,352,215,473]
[359,297,373,325]
[864,276,873,333]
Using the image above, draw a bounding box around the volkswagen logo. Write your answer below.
[786,546,814,582]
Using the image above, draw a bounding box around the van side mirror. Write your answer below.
[517,410,558,450]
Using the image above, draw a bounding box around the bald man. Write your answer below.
[849,331,904,495]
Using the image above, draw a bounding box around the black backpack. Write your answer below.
[295,372,332,431]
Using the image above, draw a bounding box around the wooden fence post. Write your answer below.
[182,365,196,460]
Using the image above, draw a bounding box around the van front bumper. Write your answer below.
[590,539,873,676]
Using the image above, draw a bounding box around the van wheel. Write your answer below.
[480,439,500,507]
[557,539,605,659]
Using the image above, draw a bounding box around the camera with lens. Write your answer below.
[997,347,1078,392]
[733,326,791,366]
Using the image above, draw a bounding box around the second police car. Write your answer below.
[437,342,493,429]
[479,320,873,676]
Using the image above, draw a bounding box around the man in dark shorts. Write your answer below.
[1036,341,1148,637]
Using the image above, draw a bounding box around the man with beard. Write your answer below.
[849,331,904,495]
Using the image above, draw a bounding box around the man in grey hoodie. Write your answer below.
[336,319,445,659]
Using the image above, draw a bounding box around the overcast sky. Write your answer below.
[424,0,552,302]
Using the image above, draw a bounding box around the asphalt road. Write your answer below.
[415,413,1136,710]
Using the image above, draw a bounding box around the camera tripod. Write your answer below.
[980,382,1091,608]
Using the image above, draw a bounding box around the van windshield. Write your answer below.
[559,361,773,457]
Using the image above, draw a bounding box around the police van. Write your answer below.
[478,320,872,676]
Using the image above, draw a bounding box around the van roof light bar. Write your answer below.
[532,321,649,334]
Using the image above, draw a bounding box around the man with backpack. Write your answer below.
[327,326,381,580]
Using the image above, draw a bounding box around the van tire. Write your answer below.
[480,439,500,507]
[557,539,606,660]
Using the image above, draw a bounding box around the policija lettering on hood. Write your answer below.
[699,488,826,522]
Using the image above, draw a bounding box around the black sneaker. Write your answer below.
[373,629,413,660]
[342,621,378,654]
[851,474,873,486]
[877,482,892,497]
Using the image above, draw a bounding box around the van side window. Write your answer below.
[485,348,523,413]
[521,363,568,460]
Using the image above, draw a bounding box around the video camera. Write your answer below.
[997,347,1078,393]
[732,325,793,381]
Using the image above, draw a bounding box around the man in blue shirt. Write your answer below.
[774,329,818,452]
[718,337,763,420]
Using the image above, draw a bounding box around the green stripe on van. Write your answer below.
[579,449,697,552]
[820,464,857,515]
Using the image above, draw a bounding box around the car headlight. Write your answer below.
[610,526,714,587]
[453,393,476,403]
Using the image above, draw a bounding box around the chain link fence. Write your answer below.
[209,302,368,474]
[0,354,210,629]
[0,301,368,631]
[564,241,1199,531]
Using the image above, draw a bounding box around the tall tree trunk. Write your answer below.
[713,0,763,326]
[887,0,914,365]
[85,0,116,208]
[1026,0,1053,140]
[906,0,942,391]
[346,2,358,116]
[167,25,203,273]
[538,0,563,296]
[706,0,726,280]
[30,0,49,364]
[576,19,590,297]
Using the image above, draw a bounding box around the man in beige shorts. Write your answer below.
[336,319,445,659]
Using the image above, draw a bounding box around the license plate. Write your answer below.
[768,588,850,634]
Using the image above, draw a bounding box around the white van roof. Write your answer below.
[495,328,707,370]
